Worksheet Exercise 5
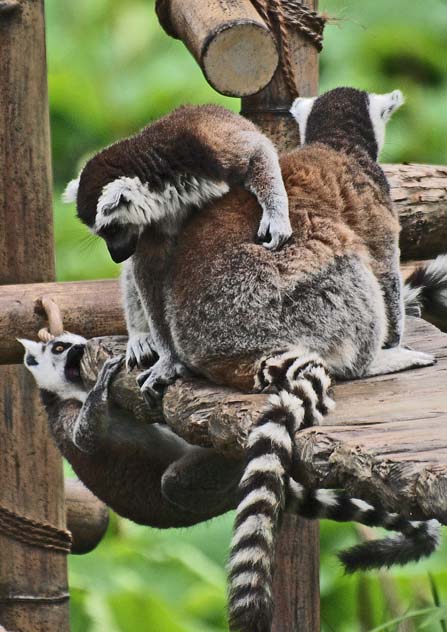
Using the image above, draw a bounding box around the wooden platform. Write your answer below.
[83,317,447,524]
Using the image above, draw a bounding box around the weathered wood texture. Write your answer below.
[242,3,321,627]
[0,2,69,630]
[0,279,126,364]
[0,164,445,365]
[155,0,278,97]
[65,480,109,555]
[383,163,447,261]
[82,316,447,524]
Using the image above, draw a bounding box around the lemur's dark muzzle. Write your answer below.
[106,231,139,263]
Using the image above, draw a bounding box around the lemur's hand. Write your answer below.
[73,355,124,453]
[257,198,292,251]
[126,333,156,371]
[137,355,189,408]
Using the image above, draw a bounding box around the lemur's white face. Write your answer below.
[19,333,87,402]
[290,89,404,156]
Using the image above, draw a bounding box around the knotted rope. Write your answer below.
[0,504,72,553]
[0,297,72,553]
[252,0,327,99]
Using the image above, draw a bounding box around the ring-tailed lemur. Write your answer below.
[21,334,439,599]
[404,254,447,328]
[66,88,441,632]
[19,334,243,526]
[64,105,292,400]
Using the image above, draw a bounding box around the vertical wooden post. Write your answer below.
[242,2,320,630]
[0,2,69,630]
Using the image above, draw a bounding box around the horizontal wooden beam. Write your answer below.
[383,163,447,261]
[0,279,126,364]
[155,0,278,97]
[65,479,109,555]
[0,164,445,364]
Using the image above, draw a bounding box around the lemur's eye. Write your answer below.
[52,343,70,354]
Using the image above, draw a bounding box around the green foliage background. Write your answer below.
[45,0,447,629]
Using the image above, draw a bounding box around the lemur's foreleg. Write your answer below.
[121,260,155,370]
[379,247,405,348]
[131,237,189,407]
[72,355,124,453]
[242,132,292,251]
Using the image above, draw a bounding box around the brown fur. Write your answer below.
[168,143,397,388]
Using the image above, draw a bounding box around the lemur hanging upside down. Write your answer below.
[63,105,292,396]
[21,332,440,587]
[64,89,441,632]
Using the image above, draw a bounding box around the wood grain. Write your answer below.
[383,163,447,260]
[0,2,69,629]
[82,316,447,525]
[155,0,278,97]
[65,480,109,555]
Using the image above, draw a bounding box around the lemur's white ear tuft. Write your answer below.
[17,338,41,355]
[98,178,131,215]
[290,97,316,144]
[62,177,80,204]
[370,89,405,122]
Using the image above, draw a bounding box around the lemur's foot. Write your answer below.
[137,356,188,408]
[126,333,156,371]
[257,200,292,251]
[365,346,435,378]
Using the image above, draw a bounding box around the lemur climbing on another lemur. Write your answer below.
[63,105,292,399]
[65,88,441,632]
[21,332,439,584]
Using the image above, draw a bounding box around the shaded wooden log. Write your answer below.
[0,163,445,365]
[0,1,69,629]
[82,316,447,524]
[383,163,447,261]
[65,480,109,555]
[155,0,278,97]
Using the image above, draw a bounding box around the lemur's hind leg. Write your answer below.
[364,346,435,377]
[162,449,243,516]
[73,355,124,453]
[242,133,292,250]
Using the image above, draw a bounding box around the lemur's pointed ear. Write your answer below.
[62,177,80,204]
[370,89,405,122]
[290,96,316,144]
[97,178,131,215]
[17,338,42,356]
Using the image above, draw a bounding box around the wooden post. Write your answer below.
[156,0,279,96]
[0,2,70,630]
[241,2,320,629]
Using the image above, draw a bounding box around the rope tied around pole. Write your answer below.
[251,0,326,98]
[0,504,72,553]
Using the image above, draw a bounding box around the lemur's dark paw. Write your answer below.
[95,355,125,395]
[257,209,292,251]
[137,358,187,408]
[126,333,156,371]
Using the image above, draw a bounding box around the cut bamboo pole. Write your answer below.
[0,1,69,629]
[155,0,278,96]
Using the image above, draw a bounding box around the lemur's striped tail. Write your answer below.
[228,353,333,632]
[287,469,441,572]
